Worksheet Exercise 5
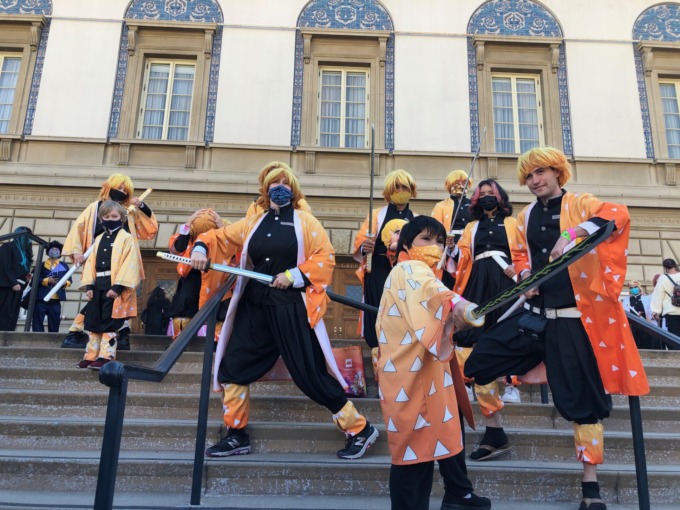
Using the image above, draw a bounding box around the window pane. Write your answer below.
[319,69,367,148]
[0,57,21,134]
[661,83,680,159]
[493,76,541,154]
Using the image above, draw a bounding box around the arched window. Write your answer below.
[0,0,51,151]
[633,3,680,172]
[291,0,395,158]
[467,0,572,160]
[107,0,223,166]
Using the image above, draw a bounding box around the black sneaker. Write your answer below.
[117,327,131,351]
[336,423,379,459]
[205,430,251,458]
[61,331,89,349]
[442,493,492,510]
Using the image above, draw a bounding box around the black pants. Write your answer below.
[465,311,612,424]
[362,254,391,348]
[665,315,680,349]
[219,296,348,414]
[389,451,474,510]
[33,301,62,332]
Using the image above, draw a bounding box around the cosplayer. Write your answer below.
[353,169,417,367]
[465,147,649,510]
[432,169,473,287]
[76,201,141,369]
[245,161,312,218]
[190,164,378,459]
[377,216,491,510]
[33,241,71,332]
[168,208,230,339]
[0,227,33,331]
[61,173,158,349]
[452,180,520,460]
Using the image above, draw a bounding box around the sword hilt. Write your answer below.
[463,303,485,328]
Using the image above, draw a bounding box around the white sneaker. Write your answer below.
[501,385,521,403]
[466,385,474,401]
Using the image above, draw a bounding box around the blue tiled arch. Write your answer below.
[632,3,680,159]
[467,0,572,156]
[107,0,224,143]
[291,0,395,150]
[0,0,52,136]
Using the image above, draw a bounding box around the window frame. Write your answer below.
[491,72,545,154]
[658,79,680,159]
[136,58,197,141]
[0,53,24,135]
[317,66,370,149]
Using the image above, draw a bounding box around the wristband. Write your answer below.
[284,269,295,284]
[451,294,464,309]
[567,228,577,241]
[561,229,576,242]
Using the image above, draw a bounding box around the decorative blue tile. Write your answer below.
[631,3,680,159]
[107,0,223,142]
[0,0,50,15]
[467,0,572,156]
[291,0,395,150]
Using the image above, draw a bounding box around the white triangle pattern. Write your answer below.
[396,387,410,402]
[398,289,407,301]
[410,356,423,372]
[384,358,397,372]
[429,381,437,396]
[388,304,401,317]
[414,327,425,341]
[379,330,388,344]
[414,414,431,430]
[443,371,453,387]
[443,406,453,422]
[388,417,398,432]
[433,441,450,457]
[403,445,418,462]
[400,331,413,345]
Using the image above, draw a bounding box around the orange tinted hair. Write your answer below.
[259,163,304,210]
[99,173,133,207]
[517,147,572,187]
[382,169,417,201]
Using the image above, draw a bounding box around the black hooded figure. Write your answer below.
[0,227,34,331]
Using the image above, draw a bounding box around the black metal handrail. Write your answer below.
[0,231,49,332]
[93,275,235,510]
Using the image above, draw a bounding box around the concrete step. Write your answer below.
[0,450,677,505]
[3,389,680,434]
[3,417,679,465]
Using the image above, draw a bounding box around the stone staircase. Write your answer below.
[1,331,679,509]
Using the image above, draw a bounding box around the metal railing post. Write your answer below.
[191,307,218,505]
[94,362,129,510]
[629,395,650,510]
[540,383,549,404]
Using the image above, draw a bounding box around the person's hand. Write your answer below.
[72,253,85,266]
[445,235,455,249]
[130,197,142,207]
[361,238,375,254]
[190,251,208,270]
[504,264,516,279]
[47,277,58,286]
[12,284,20,292]
[106,289,119,299]
[210,210,224,228]
[520,270,539,298]
[651,312,660,321]
[271,272,293,290]
[187,209,207,225]
[86,290,93,300]
[451,299,474,331]
[549,236,570,262]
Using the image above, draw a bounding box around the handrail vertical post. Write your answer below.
[191,307,218,505]
[94,363,129,510]
[629,395,650,510]
[24,243,45,332]
[540,383,549,404]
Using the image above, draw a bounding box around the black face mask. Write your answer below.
[109,189,127,203]
[479,195,499,211]
[102,219,122,231]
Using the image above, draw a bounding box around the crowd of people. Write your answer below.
[2,146,678,510]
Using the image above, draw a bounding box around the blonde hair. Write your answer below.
[444,169,470,192]
[381,218,408,246]
[99,173,134,207]
[517,147,572,187]
[259,163,304,210]
[97,200,127,221]
[382,169,417,201]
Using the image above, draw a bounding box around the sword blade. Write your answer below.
[470,220,616,320]
[156,252,274,284]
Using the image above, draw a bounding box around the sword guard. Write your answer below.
[202,258,211,273]
[463,303,485,328]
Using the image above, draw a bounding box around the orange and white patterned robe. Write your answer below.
[195,210,345,391]
[512,192,649,396]
[377,259,464,465]
[79,230,141,319]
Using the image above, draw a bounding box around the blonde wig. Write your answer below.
[99,173,134,207]
[517,147,572,187]
[259,163,304,210]
[382,169,418,201]
[444,169,471,192]
[380,218,408,246]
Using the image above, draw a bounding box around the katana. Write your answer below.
[437,126,486,270]
[366,124,376,273]
[44,188,153,301]
[156,252,375,314]
[462,220,616,326]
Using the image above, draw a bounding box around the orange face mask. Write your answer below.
[407,244,443,269]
